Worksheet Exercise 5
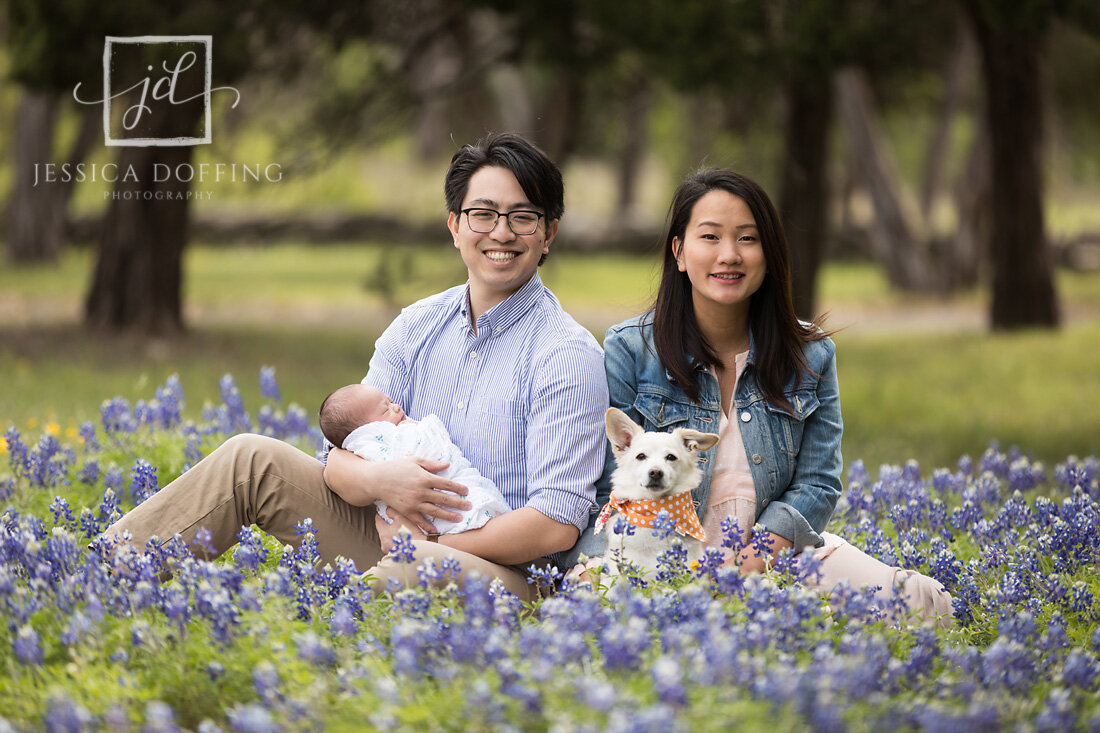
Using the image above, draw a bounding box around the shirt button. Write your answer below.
[456,401,465,410]
[470,350,477,359]
[740,411,752,423]
[752,454,763,465]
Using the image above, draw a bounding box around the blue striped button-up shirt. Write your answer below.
[356,273,608,536]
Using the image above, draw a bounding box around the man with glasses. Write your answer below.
[105,133,608,600]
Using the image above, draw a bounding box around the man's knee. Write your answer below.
[217,433,305,472]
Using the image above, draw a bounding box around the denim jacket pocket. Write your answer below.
[634,392,695,431]
[763,389,819,455]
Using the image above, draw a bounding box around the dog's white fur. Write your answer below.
[596,407,719,575]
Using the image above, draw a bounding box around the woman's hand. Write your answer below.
[727,530,794,574]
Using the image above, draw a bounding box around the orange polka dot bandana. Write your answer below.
[595,491,706,542]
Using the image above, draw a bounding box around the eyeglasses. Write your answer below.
[462,208,544,235]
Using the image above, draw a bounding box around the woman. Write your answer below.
[572,169,952,627]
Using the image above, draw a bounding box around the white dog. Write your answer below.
[593,407,719,575]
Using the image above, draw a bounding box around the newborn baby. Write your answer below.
[319,384,511,535]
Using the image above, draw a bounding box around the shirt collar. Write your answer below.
[458,273,544,336]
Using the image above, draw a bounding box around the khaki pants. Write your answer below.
[812,532,954,628]
[104,434,544,602]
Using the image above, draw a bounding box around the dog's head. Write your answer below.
[605,407,719,500]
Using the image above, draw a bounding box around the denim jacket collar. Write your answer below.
[662,328,757,389]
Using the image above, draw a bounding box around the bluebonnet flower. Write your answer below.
[525,563,563,588]
[329,601,358,638]
[100,397,137,435]
[650,509,677,540]
[60,610,92,647]
[226,703,278,733]
[13,623,44,666]
[142,701,180,733]
[206,661,226,682]
[49,496,75,527]
[981,443,1010,477]
[981,637,1036,693]
[127,459,159,505]
[251,661,283,705]
[693,547,726,579]
[386,526,417,564]
[44,694,93,732]
[1061,649,1100,690]
[748,524,775,561]
[611,517,635,536]
[1069,580,1095,617]
[155,374,185,428]
[295,630,336,666]
[77,457,101,486]
[651,656,687,706]
[28,434,67,489]
[219,374,252,433]
[192,527,218,557]
[283,405,311,438]
[235,526,268,572]
[1033,687,1076,733]
[598,615,649,670]
[259,366,281,402]
[719,516,746,557]
[655,539,690,582]
[78,420,99,451]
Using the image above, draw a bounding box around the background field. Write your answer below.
[2,243,1098,474]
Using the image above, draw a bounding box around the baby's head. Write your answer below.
[319,384,406,447]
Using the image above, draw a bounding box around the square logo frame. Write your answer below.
[103,35,213,147]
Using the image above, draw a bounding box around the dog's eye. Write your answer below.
[635,453,647,461]
[666,454,678,462]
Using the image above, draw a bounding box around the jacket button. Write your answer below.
[740,411,751,423]
[752,454,762,464]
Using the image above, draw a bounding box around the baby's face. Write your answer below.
[356,386,405,426]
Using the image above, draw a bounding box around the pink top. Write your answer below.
[703,351,757,550]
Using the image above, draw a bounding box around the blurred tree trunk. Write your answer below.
[920,24,974,218]
[536,68,582,162]
[951,115,989,289]
[6,92,98,263]
[780,68,832,321]
[6,91,61,263]
[966,3,1059,329]
[84,96,202,334]
[408,4,464,161]
[835,67,935,290]
[616,75,651,218]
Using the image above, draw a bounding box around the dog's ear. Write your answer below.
[676,428,719,454]
[605,407,643,455]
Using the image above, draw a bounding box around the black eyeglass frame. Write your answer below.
[461,207,545,235]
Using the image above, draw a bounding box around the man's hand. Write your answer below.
[375,457,473,525]
[325,449,472,524]
[376,509,427,552]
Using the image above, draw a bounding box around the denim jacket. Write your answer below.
[568,312,843,565]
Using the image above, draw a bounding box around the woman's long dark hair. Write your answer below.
[652,169,827,413]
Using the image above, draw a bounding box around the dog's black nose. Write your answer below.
[648,468,663,481]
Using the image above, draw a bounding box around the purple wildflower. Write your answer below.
[259,366,282,402]
[386,527,417,564]
[13,624,44,666]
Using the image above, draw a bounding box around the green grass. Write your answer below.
[2,245,1098,474]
